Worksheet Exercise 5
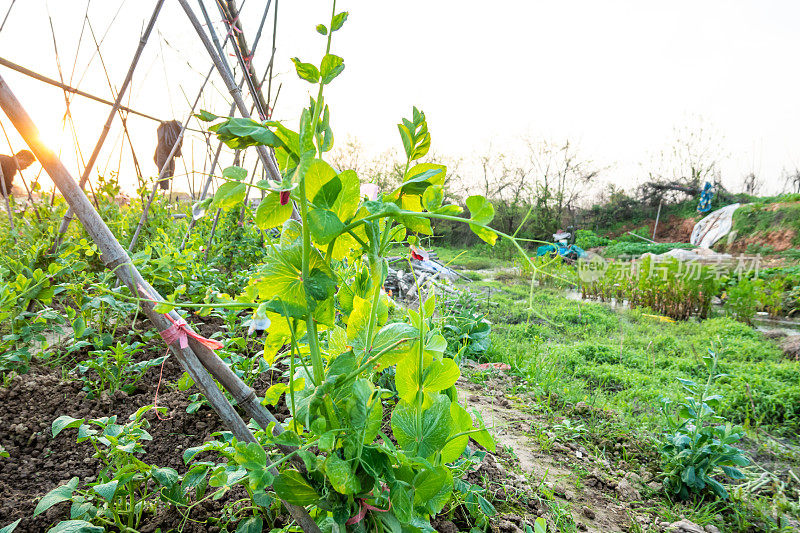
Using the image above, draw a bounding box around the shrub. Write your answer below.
[659,342,749,500]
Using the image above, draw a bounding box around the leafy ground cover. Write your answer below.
[445,264,800,530]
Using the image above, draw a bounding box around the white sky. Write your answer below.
[0,0,798,196]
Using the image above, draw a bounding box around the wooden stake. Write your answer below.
[178,0,282,183]
[0,73,320,533]
[52,0,166,251]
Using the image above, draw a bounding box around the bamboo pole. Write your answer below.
[196,0,235,83]
[178,0,282,182]
[0,74,320,533]
[219,0,271,120]
[222,0,272,120]
[82,18,148,195]
[51,0,166,252]
[178,0,278,250]
[0,57,204,132]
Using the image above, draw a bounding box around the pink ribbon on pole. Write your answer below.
[160,315,223,350]
[345,499,391,525]
[345,485,391,525]
[137,284,223,351]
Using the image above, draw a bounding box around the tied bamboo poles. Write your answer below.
[178,0,281,182]
[0,74,321,533]
[51,0,166,253]
[180,0,278,251]
[217,0,270,120]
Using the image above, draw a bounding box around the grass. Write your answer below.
[730,198,800,247]
[456,270,800,531]
[432,245,514,271]
[460,279,800,441]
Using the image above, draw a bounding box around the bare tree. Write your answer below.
[782,167,800,194]
[742,171,762,195]
[640,119,727,204]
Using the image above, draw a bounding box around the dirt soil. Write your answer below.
[455,372,660,533]
[0,318,287,533]
[725,229,798,253]
[613,215,700,244]
[5,317,795,532]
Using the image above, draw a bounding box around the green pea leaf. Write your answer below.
[291,58,320,83]
[195,110,219,122]
[413,466,453,515]
[332,170,360,222]
[315,24,328,35]
[320,54,345,85]
[466,195,498,245]
[255,192,293,230]
[325,454,361,495]
[422,358,460,393]
[440,402,472,463]
[305,267,337,302]
[236,516,263,533]
[313,176,342,209]
[331,11,348,31]
[390,485,413,523]
[391,395,452,458]
[273,470,320,505]
[466,195,494,225]
[211,181,246,210]
[308,208,344,245]
[370,322,418,368]
[222,166,248,181]
[422,185,443,212]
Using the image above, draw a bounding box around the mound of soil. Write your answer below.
[611,215,699,244]
[0,320,250,532]
[725,228,797,253]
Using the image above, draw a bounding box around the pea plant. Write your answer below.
[190,3,536,529]
[71,341,166,398]
[38,406,186,533]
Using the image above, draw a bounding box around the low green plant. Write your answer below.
[659,341,750,500]
[574,229,610,249]
[39,406,186,532]
[582,255,722,320]
[724,277,786,323]
[72,341,165,398]
[440,291,492,364]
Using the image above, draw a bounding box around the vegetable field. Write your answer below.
[1,2,799,533]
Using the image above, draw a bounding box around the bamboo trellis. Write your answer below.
[0,71,322,533]
[0,1,326,529]
[52,0,167,251]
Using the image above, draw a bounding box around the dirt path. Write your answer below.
[458,372,662,533]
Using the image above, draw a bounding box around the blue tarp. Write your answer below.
[536,244,586,259]
[697,182,714,213]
